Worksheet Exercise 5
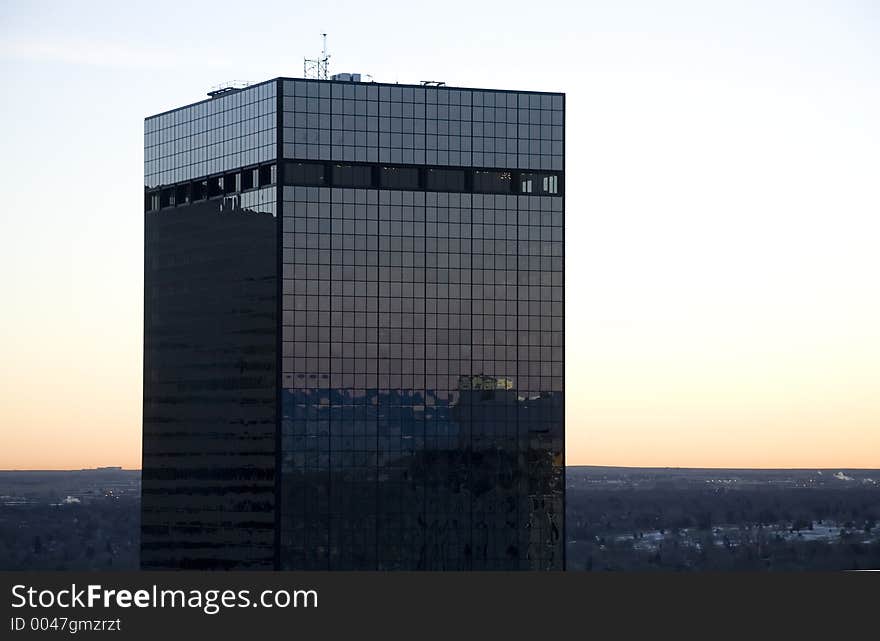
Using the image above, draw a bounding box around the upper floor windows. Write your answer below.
[473,170,513,194]
[145,161,562,211]
[144,162,276,212]
[285,162,326,186]
[425,168,466,192]
[332,164,373,188]
[380,166,420,190]
[520,172,559,195]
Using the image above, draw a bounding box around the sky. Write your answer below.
[0,0,878,469]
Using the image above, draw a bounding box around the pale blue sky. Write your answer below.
[1,1,878,468]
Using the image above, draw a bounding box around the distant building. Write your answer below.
[142,76,564,570]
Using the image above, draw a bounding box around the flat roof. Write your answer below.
[145,77,565,121]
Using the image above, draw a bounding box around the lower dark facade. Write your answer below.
[278,184,564,570]
[141,194,278,569]
[142,169,564,570]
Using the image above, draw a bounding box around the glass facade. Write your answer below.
[279,187,563,570]
[142,85,278,569]
[144,81,277,189]
[281,80,563,170]
[141,193,278,569]
[278,80,564,570]
[143,77,563,570]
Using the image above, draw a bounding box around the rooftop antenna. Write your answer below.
[303,33,330,80]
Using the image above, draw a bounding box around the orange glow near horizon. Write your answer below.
[1,227,879,470]
[2,329,878,470]
[2,2,879,472]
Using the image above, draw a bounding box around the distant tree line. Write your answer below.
[566,485,880,571]
[0,497,139,571]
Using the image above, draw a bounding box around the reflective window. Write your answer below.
[259,164,277,187]
[425,168,466,192]
[242,167,257,190]
[278,81,562,172]
[379,166,420,190]
[473,170,513,193]
[144,80,277,189]
[280,181,564,571]
[285,161,327,186]
[332,164,373,187]
[175,183,190,205]
[207,176,223,197]
[520,172,560,195]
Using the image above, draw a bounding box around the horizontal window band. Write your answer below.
[145,161,563,212]
[283,161,562,196]
[144,161,278,211]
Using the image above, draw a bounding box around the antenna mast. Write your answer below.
[303,33,330,79]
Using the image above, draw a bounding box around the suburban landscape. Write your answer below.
[1,466,877,571]
[566,466,880,571]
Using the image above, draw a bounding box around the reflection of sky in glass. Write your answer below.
[280,174,564,568]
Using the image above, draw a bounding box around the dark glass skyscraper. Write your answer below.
[142,77,564,570]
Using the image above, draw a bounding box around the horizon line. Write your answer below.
[1,465,879,473]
